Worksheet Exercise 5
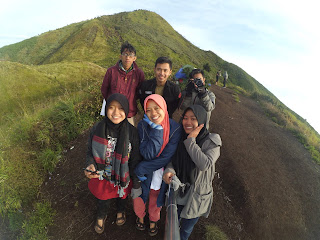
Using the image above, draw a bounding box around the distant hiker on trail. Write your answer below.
[133,94,181,237]
[100,41,145,126]
[163,105,222,240]
[179,68,216,129]
[216,69,221,85]
[223,71,228,88]
[138,57,181,118]
[84,93,142,234]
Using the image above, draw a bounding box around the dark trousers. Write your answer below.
[177,205,200,240]
[97,197,127,219]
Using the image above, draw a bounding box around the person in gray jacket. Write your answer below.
[163,105,222,240]
[179,69,215,129]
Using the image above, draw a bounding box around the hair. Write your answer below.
[120,41,136,55]
[189,68,205,78]
[155,57,172,70]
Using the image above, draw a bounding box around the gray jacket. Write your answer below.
[164,133,222,219]
[179,89,216,129]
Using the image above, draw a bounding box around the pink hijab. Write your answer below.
[144,94,170,157]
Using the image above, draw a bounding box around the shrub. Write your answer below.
[205,225,228,240]
[203,63,211,72]
[39,148,61,173]
[20,201,55,240]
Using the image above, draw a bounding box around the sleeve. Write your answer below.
[134,125,182,176]
[179,90,192,111]
[85,124,98,168]
[138,81,146,109]
[101,68,112,100]
[198,90,216,112]
[171,84,182,113]
[183,135,221,171]
[129,127,143,188]
[138,121,164,160]
[135,69,145,97]
[163,161,176,175]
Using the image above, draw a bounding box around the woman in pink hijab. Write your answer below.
[132,94,181,236]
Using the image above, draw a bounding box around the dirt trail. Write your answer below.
[4,84,320,240]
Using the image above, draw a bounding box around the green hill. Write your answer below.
[0,61,105,123]
[0,10,269,95]
[0,9,319,239]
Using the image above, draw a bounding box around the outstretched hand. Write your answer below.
[84,164,99,179]
[187,124,204,139]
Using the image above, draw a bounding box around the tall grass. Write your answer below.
[20,201,55,240]
[0,61,105,238]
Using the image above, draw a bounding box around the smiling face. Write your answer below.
[154,63,172,86]
[182,109,199,134]
[106,100,126,124]
[145,100,165,125]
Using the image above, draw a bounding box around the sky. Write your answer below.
[1,0,319,133]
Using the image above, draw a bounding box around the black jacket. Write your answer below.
[138,78,181,118]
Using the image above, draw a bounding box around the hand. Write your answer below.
[143,114,163,130]
[131,187,142,199]
[84,164,99,179]
[163,172,175,184]
[187,124,204,138]
[185,81,195,93]
[137,175,147,182]
[195,85,205,94]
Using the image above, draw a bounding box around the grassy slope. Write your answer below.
[0,61,105,126]
[0,61,105,216]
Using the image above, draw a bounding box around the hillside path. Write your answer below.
[39,85,320,240]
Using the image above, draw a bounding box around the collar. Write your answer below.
[119,61,134,73]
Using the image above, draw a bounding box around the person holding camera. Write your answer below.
[179,69,216,129]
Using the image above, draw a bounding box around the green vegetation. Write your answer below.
[20,201,55,240]
[0,9,319,239]
[205,225,228,240]
[0,61,105,238]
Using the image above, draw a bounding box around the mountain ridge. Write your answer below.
[0,10,270,96]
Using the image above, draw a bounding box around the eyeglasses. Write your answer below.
[121,53,135,58]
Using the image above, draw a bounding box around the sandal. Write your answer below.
[148,221,158,236]
[135,217,146,231]
[116,212,126,226]
[94,215,107,234]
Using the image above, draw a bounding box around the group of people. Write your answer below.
[215,69,228,88]
[84,42,222,240]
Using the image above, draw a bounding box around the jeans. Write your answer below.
[97,197,127,219]
[177,205,199,240]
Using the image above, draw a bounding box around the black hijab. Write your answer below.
[172,105,210,191]
[105,93,129,134]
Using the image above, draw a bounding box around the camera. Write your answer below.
[194,78,204,88]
